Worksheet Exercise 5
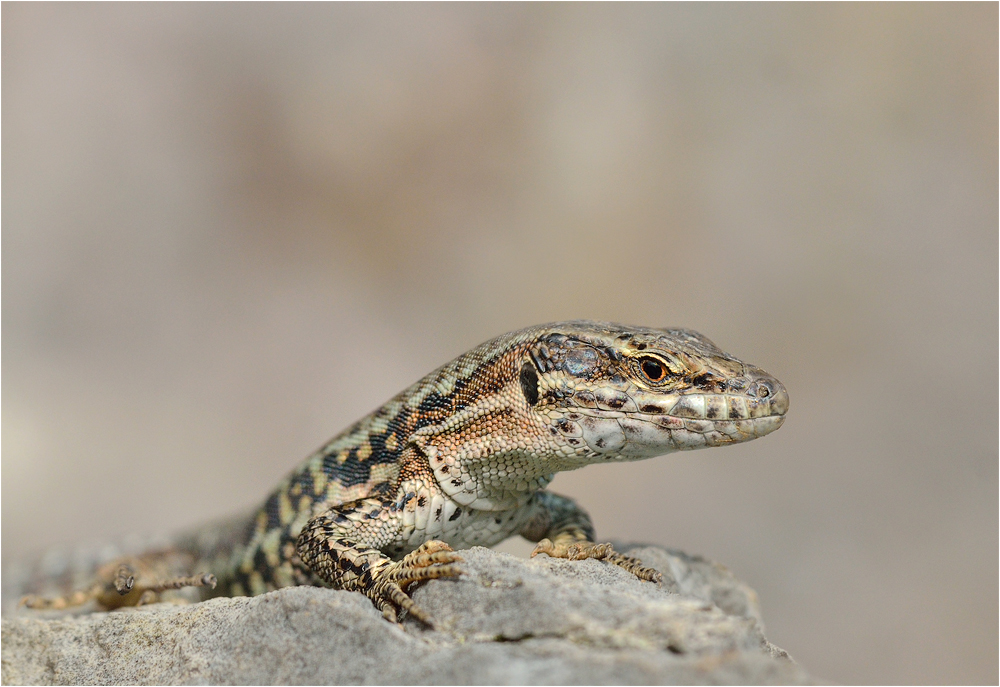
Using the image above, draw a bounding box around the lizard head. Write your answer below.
[518,321,788,464]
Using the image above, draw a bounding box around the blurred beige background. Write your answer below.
[2,4,996,683]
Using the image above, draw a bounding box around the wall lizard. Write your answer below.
[21,321,788,624]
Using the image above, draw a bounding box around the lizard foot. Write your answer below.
[531,538,662,584]
[367,540,463,625]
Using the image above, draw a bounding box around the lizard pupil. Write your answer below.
[641,358,667,382]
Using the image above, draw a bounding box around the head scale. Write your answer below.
[515,321,788,463]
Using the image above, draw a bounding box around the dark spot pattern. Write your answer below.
[690,373,714,390]
[252,548,269,577]
[604,396,626,410]
[520,363,539,406]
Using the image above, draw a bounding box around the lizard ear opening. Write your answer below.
[520,362,539,407]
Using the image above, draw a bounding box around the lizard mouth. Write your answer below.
[626,410,786,451]
[627,369,788,452]
[558,369,788,456]
[567,405,786,455]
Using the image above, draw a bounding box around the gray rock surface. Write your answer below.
[1,545,814,685]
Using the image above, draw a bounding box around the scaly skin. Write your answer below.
[23,321,788,623]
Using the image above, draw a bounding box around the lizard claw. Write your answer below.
[532,538,662,584]
[368,540,464,625]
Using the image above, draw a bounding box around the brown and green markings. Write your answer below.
[22,321,788,624]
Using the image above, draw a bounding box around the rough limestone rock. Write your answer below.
[1,545,814,685]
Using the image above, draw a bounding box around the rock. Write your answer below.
[1,545,814,685]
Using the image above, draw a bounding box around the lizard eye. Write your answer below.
[636,356,671,384]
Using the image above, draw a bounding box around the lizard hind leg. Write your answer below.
[20,555,218,612]
[18,560,133,611]
[126,570,219,608]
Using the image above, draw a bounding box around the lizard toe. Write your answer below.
[398,540,463,570]
[531,539,663,584]
[365,550,464,626]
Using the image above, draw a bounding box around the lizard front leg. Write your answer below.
[521,490,662,583]
[295,498,463,624]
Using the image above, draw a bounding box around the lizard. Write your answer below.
[20,321,788,624]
